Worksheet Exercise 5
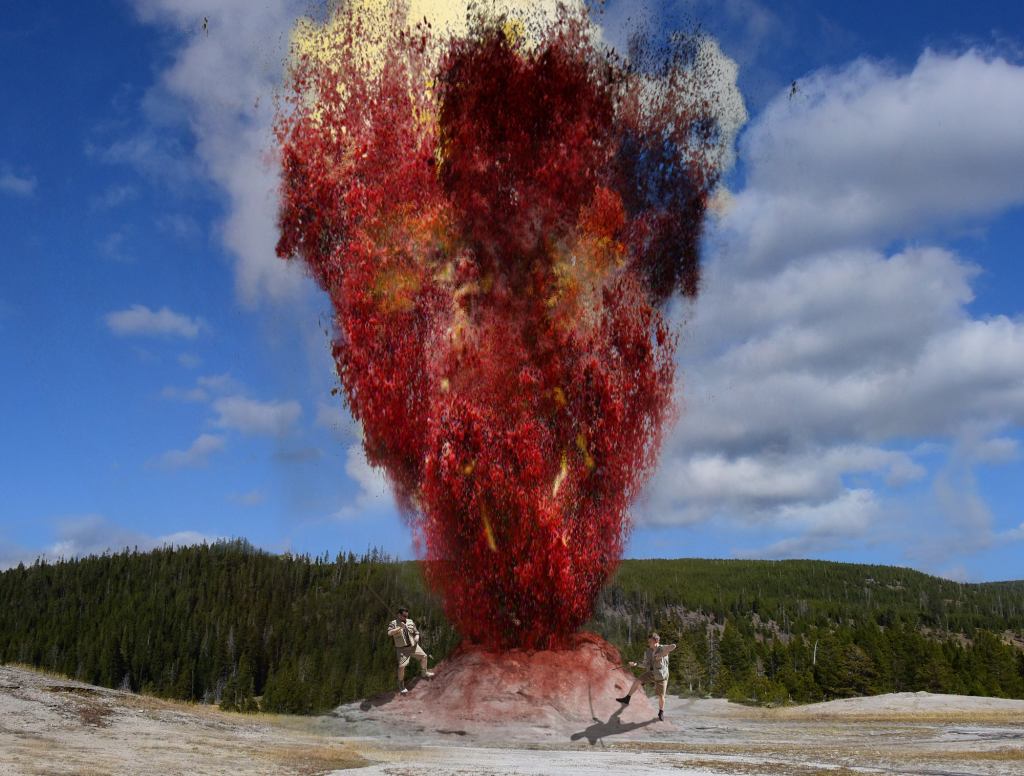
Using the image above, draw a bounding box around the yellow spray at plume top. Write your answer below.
[290,1,593,134]
[293,0,588,77]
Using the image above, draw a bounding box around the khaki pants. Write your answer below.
[397,644,428,688]
[397,644,428,668]
[630,671,668,707]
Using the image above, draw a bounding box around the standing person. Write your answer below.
[615,631,677,721]
[387,605,434,694]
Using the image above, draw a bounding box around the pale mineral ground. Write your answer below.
[2,663,1022,776]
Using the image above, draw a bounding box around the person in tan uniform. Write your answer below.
[615,631,677,721]
[387,605,434,694]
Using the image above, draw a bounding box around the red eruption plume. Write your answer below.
[276,5,729,649]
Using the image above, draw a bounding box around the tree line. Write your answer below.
[1,542,1021,712]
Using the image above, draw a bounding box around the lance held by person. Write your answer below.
[615,631,677,721]
[387,605,435,694]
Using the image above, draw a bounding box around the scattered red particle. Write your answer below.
[276,6,726,649]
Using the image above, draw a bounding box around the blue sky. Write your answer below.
[2,1,1023,582]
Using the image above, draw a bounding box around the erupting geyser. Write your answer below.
[276,1,742,651]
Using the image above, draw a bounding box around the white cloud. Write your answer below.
[212,395,301,436]
[0,166,37,197]
[162,372,237,402]
[332,443,393,520]
[105,304,204,338]
[643,49,1024,571]
[734,489,881,559]
[723,49,1024,269]
[0,516,220,568]
[643,445,921,526]
[125,0,308,306]
[178,352,202,369]
[151,433,226,469]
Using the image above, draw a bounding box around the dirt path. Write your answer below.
[3,664,1023,775]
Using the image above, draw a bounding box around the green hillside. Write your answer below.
[1,542,1021,713]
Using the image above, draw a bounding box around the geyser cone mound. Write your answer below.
[352,633,665,738]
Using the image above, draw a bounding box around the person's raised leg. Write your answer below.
[416,648,434,678]
[616,678,642,705]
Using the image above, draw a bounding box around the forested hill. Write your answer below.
[600,558,1024,634]
[1,542,1022,713]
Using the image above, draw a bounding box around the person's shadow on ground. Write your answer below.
[569,686,658,746]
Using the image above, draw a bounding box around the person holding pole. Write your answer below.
[387,605,434,694]
[615,631,677,721]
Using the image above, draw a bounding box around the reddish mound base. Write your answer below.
[358,633,667,738]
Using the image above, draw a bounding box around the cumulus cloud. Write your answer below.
[105,304,204,338]
[642,49,1024,571]
[151,433,226,469]
[734,489,881,559]
[0,516,220,568]
[723,49,1024,269]
[644,445,922,528]
[212,396,301,436]
[332,443,393,520]
[125,0,309,306]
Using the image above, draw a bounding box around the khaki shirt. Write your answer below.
[387,618,419,649]
[642,643,676,680]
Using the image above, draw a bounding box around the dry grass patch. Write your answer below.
[771,709,1024,724]
[73,700,114,727]
[4,662,77,682]
[915,748,1024,762]
[608,741,790,756]
[662,758,864,776]
[260,742,369,774]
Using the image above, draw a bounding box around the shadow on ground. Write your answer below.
[570,685,657,745]
[570,705,657,745]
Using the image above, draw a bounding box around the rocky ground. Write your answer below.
[3,662,1023,775]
